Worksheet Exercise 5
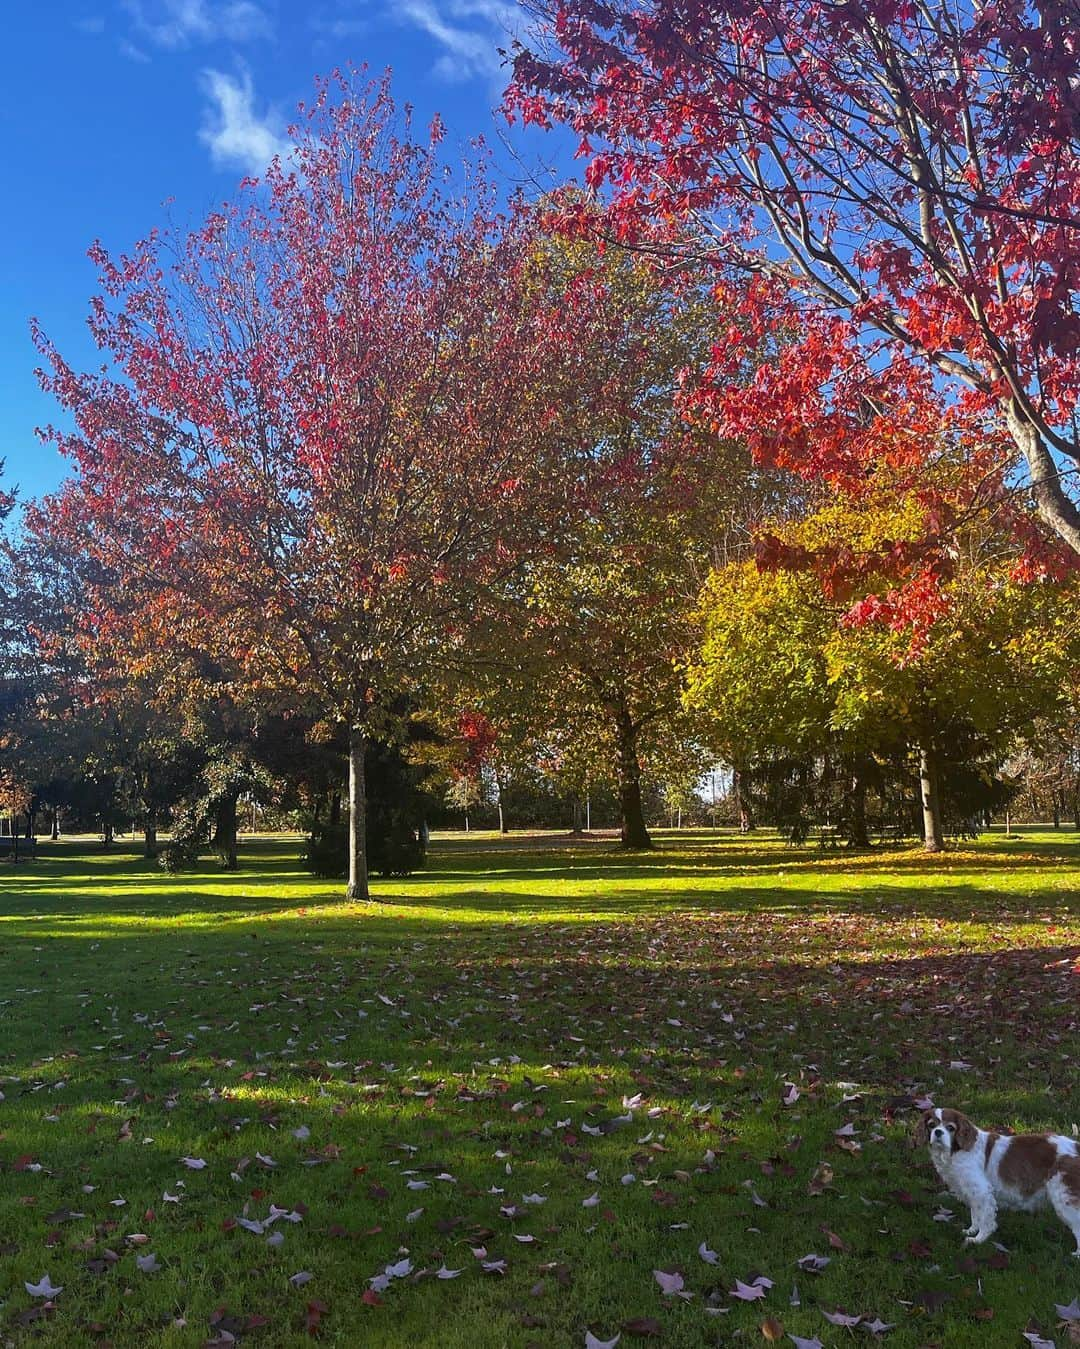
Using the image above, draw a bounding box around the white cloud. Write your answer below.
[120,38,152,62]
[198,68,290,175]
[125,0,272,49]
[310,13,370,40]
[394,0,524,83]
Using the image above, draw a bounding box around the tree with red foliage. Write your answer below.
[508,1,1080,589]
[34,74,630,900]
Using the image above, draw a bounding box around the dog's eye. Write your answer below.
[946,1123,956,1131]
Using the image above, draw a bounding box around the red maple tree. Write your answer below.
[508,1,1080,583]
[34,74,633,899]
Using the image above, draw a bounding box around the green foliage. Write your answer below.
[157,837,203,873]
[301,821,350,879]
[302,738,430,879]
[688,507,1080,844]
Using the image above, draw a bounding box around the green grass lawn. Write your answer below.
[1,829,1078,1347]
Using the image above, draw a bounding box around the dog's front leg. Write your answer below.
[962,1190,997,1245]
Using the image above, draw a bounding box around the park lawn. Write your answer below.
[0,831,1078,1348]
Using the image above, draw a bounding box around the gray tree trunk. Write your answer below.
[919,743,944,853]
[347,725,369,901]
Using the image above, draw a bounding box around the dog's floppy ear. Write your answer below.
[913,1111,932,1148]
[954,1112,978,1151]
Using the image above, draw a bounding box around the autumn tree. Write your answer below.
[509,1,1080,586]
[460,239,772,849]
[688,494,1080,849]
[35,74,639,899]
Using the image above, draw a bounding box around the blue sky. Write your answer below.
[2,1,570,505]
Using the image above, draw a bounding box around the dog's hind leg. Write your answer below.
[1047,1164,1080,1258]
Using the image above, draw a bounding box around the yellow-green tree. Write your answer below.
[688,495,1080,850]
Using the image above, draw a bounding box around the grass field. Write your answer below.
[1,829,1078,1347]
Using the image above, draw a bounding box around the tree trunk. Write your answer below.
[733,767,754,832]
[571,798,583,834]
[1053,791,1061,829]
[25,800,36,840]
[102,820,113,850]
[144,818,158,858]
[329,792,341,827]
[213,790,239,870]
[1005,401,1080,558]
[51,807,59,840]
[848,761,869,848]
[615,710,652,850]
[347,725,369,901]
[918,743,944,853]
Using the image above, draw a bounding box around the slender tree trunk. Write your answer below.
[614,710,652,850]
[918,743,944,853]
[849,761,869,848]
[144,818,158,859]
[571,798,583,834]
[25,800,36,840]
[102,820,113,850]
[213,791,239,870]
[329,792,341,827]
[733,767,754,832]
[1053,791,1061,829]
[51,807,59,840]
[497,779,507,835]
[347,725,369,901]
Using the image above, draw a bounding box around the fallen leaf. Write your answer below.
[622,1317,662,1337]
[24,1275,63,1299]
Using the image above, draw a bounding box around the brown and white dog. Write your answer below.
[915,1107,1080,1254]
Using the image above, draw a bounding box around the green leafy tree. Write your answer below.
[689,498,1080,849]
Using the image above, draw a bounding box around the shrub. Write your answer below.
[302,817,425,880]
[158,836,202,873]
[302,822,348,879]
